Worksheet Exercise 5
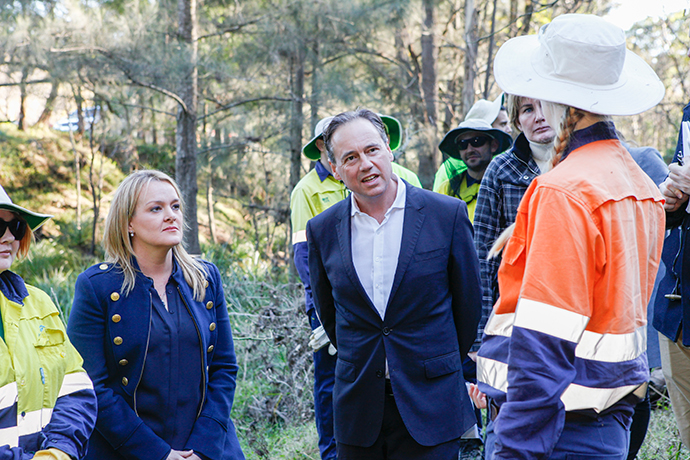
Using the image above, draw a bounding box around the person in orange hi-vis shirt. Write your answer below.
[473,14,666,460]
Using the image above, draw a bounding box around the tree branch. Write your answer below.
[50,46,188,113]
[111,101,176,117]
[196,15,266,41]
[199,96,292,120]
[0,79,51,87]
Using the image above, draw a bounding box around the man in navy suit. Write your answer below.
[307,109,482,459]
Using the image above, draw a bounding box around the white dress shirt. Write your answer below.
[350,175,406,320]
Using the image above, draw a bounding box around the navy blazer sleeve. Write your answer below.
[307,221,337,346]
[449,201,482,358]
[185,263,244,460]
[68,272,171,460]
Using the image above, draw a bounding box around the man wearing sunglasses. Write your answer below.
[436,119,513,222]
[433,95,512,193]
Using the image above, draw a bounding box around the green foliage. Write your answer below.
[12,238,97,318]
[136,143,176,176]
[201,248,316,458]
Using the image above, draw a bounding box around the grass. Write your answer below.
[638,404,690,459]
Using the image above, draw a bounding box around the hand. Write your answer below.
[308,325,331,352]
[468,383,487,409]
[467,351,477,362]
[660,177,689,211]
[166,450,201,460]
[32,448,71,460]
[668,162,690,195]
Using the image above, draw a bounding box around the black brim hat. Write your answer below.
[0,185,52,231]
[439,119,513,160]
[302,114,404,160]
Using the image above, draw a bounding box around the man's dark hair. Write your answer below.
[323,108,388,165]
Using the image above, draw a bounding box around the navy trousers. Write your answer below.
[337,383,461,460]
[310,311,337,460]
[548,411,631,460]
[487,410,631,460]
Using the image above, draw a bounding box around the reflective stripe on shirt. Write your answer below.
[58,372,94,398]
[17,407,53,436]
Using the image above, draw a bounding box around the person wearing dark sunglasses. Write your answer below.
[0,185,97,460]
[436,119,513,222]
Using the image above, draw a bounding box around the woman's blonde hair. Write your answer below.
[551,106,585,168]
[103,170,208,300]
[506,94,524,133]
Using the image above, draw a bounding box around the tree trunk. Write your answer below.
[462,0,478,118]
[89,133,105,255]
[207,174,216,244]
[68,126,81,230]
[36,79,58,126]
[176,0,201,254]
[309,26,321,144]
[17,66,28,131]
[138,91,146,140]
[521,0,535,34]
[288,49,305,266]
[418,0,439,188]
[151,96,158,144]
[443,78,456,134]
[509,0,518,36]
[72,85,85,135]
[483,0,498,98]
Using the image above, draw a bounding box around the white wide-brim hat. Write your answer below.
[0,185,52,231]
[465,94,504,124]
[494,14,664,116]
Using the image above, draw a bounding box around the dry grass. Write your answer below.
[638,406,689,460]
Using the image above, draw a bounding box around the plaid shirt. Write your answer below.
[472,133,541,350]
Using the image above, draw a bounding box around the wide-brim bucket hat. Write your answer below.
[302,114,404,160]
[0,185,52,231]
[465,94,504,124]
[494,14,664,116]
[439,119,513,160]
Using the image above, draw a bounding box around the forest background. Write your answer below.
[1,0,689,458]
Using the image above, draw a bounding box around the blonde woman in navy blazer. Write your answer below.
[67,170,244,460]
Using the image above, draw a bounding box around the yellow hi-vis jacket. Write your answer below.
[0,275,96,459]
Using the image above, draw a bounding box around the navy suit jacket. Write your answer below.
[307,181,482,447]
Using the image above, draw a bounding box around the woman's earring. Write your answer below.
[129,231,134,237]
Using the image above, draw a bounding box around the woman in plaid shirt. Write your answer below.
[472,95,555,354]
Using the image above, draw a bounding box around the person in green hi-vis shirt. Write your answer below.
[433,94,512,192]
[436,119,512,222]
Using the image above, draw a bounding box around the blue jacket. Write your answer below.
[307,181,482,447]
[654,100,690,346]
[67,260,244,460]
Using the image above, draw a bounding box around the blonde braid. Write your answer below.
[551,107,584,168]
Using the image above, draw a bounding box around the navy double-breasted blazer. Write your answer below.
[307,181,482,448]
[67,258,244,460]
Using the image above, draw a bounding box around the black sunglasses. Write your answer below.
[455,136,490,151]
[0,218,28,240]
